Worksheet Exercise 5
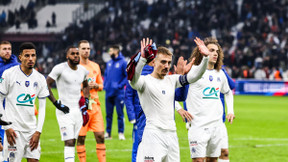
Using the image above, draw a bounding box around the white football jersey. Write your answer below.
[186,69,230,128]
[0,66,49,132]
[48,62,88,109]
[135,74,182,131]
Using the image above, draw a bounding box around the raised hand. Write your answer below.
[194,37,210,57]
[140,38,153,58]
[174,57,196,75]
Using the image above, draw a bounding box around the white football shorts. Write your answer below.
[136,128,180,162]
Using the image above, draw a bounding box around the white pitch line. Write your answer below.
[41,144,288,154]
[232,137,288,141]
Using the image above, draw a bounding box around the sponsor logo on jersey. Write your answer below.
[190,141,198,146]
[88,77,95,83]
[0,77,3,83]
[25,81,30,87]
[16,93,35,107]
[202,87,219,99]
[144,156,155,162]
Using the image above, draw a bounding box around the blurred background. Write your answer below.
[0,0,288,93]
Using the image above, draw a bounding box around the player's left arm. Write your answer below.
[221,72,235,124]
[30,98,46,151]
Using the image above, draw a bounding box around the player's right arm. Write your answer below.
[47,64,69,114]
[130,38,153,91]
[0,70,17,145]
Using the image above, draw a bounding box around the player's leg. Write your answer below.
[64,139,76,162]
[77,110,89,162]
[166,131,180,162]
[91,104,106,162]
[24,131,41,162]
[105,96,114,138]
[188,127,209,162]
[136,128,168,162]
[206,126,222,162]
[219,123,229,162]
[115,94,125,140]
[3,130,25,162]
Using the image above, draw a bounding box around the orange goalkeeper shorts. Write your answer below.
[78,103,104,136]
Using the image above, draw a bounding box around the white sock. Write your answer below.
[64,146,75,162]
[218,159,229,162]
[0,151,3,162]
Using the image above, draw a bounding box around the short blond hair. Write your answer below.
[157,46,173,57]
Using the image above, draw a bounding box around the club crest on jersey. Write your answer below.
[202,87,219,99]
[162,90,165,94]
[25,81,30,87]
[16,93,35,107]
[209,75,213,81]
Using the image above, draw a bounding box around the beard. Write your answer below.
[68,57,79,66]
[110,54,116,59]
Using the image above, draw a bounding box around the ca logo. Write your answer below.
[16,93,35,107]
[202,87,219,99]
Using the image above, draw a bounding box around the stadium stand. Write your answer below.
[0,0,288,80]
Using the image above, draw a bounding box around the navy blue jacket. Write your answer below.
[104,52,127,97]
[0,54,19,77]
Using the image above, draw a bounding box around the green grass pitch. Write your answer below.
[34,90,288,161]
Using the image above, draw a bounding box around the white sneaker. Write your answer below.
[104,132,112,140]
[118,133,125,140]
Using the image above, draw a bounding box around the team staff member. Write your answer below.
[77,40,106,162]
[47,46,89,162]
[0,42,49,162]
[104,45,127,140]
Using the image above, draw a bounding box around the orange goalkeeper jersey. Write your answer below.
[81,60,103,111]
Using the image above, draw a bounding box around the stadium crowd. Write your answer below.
[2,0,288,80]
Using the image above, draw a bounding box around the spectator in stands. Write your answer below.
[52,12,56,26]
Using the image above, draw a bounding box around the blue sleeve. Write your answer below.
[124,81,136,121]
[175,84,189,101]
[183,101,187,111]
[104,64,108,90]
[118,60,128,89]
[222,68,235,90]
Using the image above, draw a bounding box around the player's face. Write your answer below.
[79,43,90,59]
[207,44,219,64]
[0,44,12,61]
[67,48,80,65]
[154,53,172,78]
[19,49,36,69]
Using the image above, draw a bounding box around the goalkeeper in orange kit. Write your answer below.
[77,40,106,162]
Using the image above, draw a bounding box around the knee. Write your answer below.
[220,149,229,159]
[77,136,86,145]
[95,132,104,143]
[65,139,75,146]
